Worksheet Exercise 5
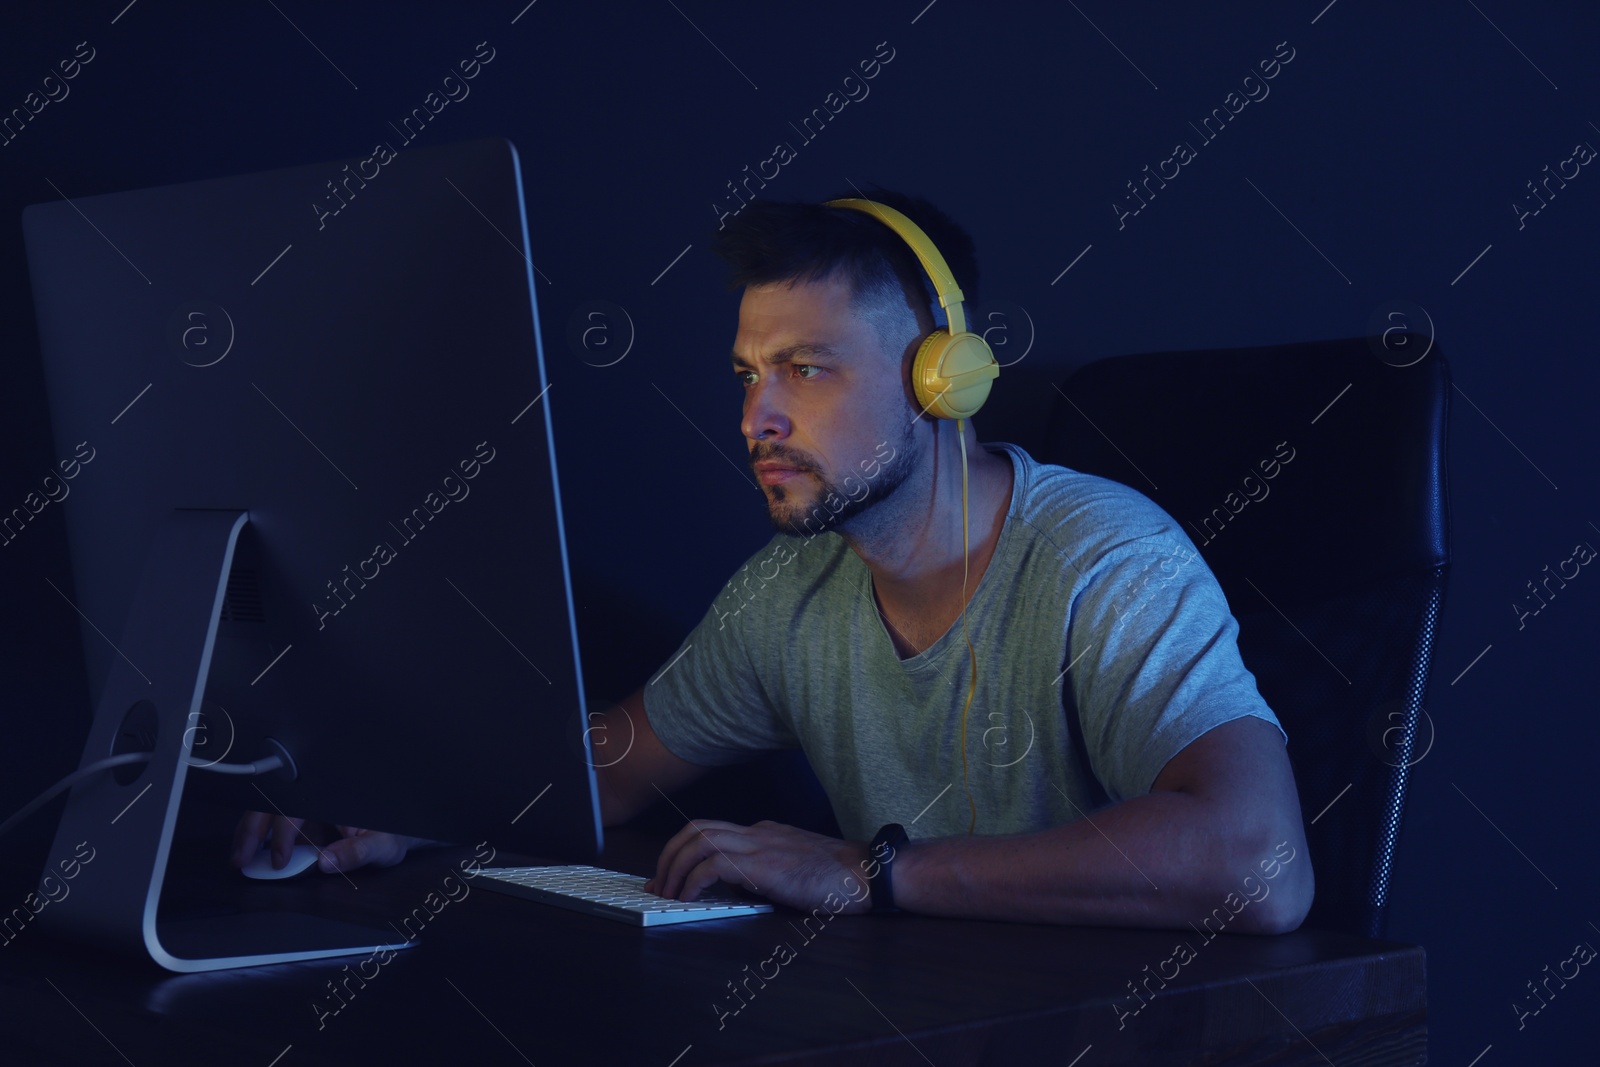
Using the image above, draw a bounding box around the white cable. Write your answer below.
[0,753,150,839]
[0,752,285,840]
[191,755,285,776]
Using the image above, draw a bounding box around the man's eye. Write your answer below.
[736,370,756,385]
[795,364,822,379]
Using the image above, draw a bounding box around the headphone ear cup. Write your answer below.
[913,330,999,421]
[911,330,951,419]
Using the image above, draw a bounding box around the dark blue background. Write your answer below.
[3,2,1596,1061]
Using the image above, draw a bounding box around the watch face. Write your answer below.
[870,824,906,861]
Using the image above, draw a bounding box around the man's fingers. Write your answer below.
[317,831,409,873]
[659,823,760,899]
[229,812,310,868]
[678,855,733,902]
[270,816,307,868]
[318,834,366,873]
[652,819,750,892]
[231,817,412,875]
[653,821,709,897]
[662,836,715,899]
[231,811,272,867]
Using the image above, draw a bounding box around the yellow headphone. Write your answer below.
[823,197,998,834]
[822,198,999,420]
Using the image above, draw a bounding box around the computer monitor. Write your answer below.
[20,137,602,971]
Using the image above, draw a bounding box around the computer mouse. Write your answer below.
[240,843,322,880]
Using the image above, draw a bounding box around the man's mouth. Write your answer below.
[755,464,808,486]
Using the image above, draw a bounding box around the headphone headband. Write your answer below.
[822,198,968,335]
[821,196,996,422]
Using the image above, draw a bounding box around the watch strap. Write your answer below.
[867,823,908,913]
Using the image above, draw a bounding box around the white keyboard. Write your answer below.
[473,864,775,926]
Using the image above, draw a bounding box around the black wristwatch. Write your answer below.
[867,823,909,913]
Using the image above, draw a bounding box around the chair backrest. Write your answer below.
[1033,335,1450,939]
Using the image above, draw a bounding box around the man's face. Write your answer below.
[732,273,922,536]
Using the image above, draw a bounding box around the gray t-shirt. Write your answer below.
[643,440,1285,843]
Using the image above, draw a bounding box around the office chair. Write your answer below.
[1032,334,1451,939]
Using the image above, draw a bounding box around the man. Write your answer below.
[238,189,1312,934]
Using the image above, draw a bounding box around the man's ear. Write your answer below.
[859,291,924,380]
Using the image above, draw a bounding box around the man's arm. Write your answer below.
[647,715,1314,933]
[591,684,710,827]
[230,685,705,872]
[892,715,1314,933]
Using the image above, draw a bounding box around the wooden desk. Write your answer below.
[0,833,1425,1065]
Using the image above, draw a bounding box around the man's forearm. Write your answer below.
[891,790,1307,932]
[595,771,630,827]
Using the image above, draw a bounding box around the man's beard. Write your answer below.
[754,420,920,537]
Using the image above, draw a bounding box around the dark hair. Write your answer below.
[708,185,980,361]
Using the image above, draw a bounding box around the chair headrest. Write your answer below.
[1040,335,1450,607]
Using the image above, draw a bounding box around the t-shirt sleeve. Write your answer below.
[642,540,801,766]
[1066,533,1287,802]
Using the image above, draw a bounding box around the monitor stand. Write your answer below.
[37,509,414,972]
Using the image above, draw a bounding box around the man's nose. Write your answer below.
[741,379,790,442]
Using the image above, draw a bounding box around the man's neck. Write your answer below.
[838,427,1015,640]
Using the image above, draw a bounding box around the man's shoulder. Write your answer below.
[986,440,1188,559]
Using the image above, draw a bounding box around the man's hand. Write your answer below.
[643,818,875,914]
[231,811,415,874]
